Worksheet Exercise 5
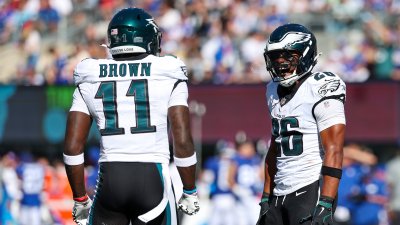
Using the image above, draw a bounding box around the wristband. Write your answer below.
[73,195,88,202]
[261,192,270,203]
[63,153,84,165]
[318,195,334,208]
[183,187,197,194]
[174,153,197,167]
[321,165,342,179]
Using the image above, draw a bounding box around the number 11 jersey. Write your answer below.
[70,55,188,164]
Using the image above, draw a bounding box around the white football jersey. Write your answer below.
[70,55,188,164]
[266,72,346,196]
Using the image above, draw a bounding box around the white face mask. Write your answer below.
[274,53,321,87]
[279,73,300,87]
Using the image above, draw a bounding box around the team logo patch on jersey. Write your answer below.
[318,80,340,96]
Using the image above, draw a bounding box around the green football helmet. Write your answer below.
[264,23,318,87]
[107,8,162,56]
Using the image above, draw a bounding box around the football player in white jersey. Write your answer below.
[257,24,346,225]
[63,8,199,225]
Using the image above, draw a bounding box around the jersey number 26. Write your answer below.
[272,117,303,156]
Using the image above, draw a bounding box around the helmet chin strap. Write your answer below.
[280,70,299,87]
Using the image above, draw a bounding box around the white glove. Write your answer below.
[72,196,93,225]
[178,192,200,215]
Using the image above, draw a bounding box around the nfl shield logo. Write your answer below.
[111,29,118,35]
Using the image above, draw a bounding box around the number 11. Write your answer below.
[95,80,156,136]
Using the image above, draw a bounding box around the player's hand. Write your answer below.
[178,189,200,215]
[256,192,270,225]
[310,196,334,225]
[72,195,92,225]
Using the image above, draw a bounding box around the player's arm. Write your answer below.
[256,135,278,225]
[64,88,93,225]
[309,95,346,225]
[320,123,345,198]
[168,105,200,215]
[167,79,196,191]
[167,62,199,214]
[64,111,91,198]
[263,135,278,196]
[307,123,345,225]
[316,95,346,199]
[168,105,196,191]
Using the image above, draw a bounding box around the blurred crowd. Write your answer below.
[1,136,400,225]
[335,144,390,225]
[185,141,400,225]
[0,147,100,225]
[188,136,265,225]
[1,0,400,85]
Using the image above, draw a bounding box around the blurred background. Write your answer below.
[0,0,399,225]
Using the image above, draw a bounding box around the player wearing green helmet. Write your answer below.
[64,7,199,225]
[258,24,346,225]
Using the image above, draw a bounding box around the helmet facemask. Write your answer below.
[265,50,300,81]
[150,31,162,56]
